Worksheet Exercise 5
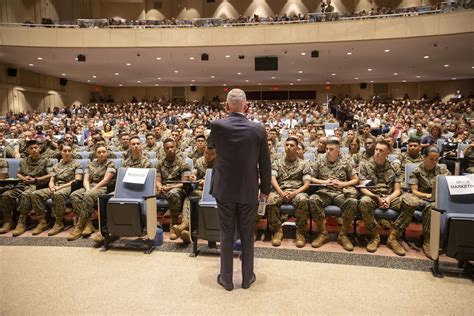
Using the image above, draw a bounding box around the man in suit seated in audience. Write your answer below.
[358,140,418,256]
[155,138,192,240]
[266,136,311,248]
[308,138,359,251]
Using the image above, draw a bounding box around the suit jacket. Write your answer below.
[208,112,271,204]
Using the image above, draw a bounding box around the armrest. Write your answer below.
[143,194,161,200]
[432,207,446,214]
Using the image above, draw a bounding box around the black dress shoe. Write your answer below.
[242,273,256,289]
[217,275,233,291]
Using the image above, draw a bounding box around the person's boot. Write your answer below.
[271,226,283,247]
[295,227,306,248]
[378,219,392,230]
[337,217,354,251]
[387,229,406,256]
[180,230,191,243]
[81,220,95,237]
[423,240,432,259]
[171,219,189,239]
[169,216,179,240]
[92,232,105,243]
[48,215,65,236]
[366,232,381,253]
[311,219,329,248]
[32,214,48,236]
[11,214,28,237]
[0,213,13,234]
[67,216,87,241]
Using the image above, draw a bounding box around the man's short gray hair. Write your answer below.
[226,89,247,108]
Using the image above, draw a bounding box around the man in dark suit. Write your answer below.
[208,88,271,291]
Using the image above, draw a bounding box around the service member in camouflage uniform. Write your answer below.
[0,158,7,179]
[67,144,116,241]
[173,145,216,243]
[156,138,191,240]
[396,137,423,190]
[309,138,359,251]
[187,135,206,165]
[0,132,16,158]
[88,137,117,160]
[30,144,83,236]
[358,140,418,256]
[408,146,450,258]
[116,133,131,159]
[463,138,474,173]
[122,136,153,169]
[142,133,161,155]
[266,137,311,248]
[1,140,53,236]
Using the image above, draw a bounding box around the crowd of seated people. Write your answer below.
[0,94,473,258]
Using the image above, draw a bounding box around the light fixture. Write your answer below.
[225,55,231,58]
[223,83,227,86]
[297,78,301,81]
[444,64,449,67]
[370,80,374,83]
[326,81,330,84]
[189,57,195,60]
[384,49,390,52]
[271,76,276,79]
[37,57,43,60]
[354,77,358,80]
[156,57,162,60]
[258,83,262,85]
[119,84,123,86]
[155,84,159,86]
[416,75,421,78]
[394,73,398,75]
[298,70,303,73]
[211,75,215,78]
[290,83,294,85]
[346,52,352,55]
[137,80,141,83]
[402,80,406,82]
[368,68,372,71]
[331,73,336,76]
[157,77,161,80]
[301,52,306,56]
[92,75,97,78]
[245,80,249,82]
[424,55,430,59]
[87,80,91,82]
[115,73,119,76]
[126,63,131,66]
[191,79,195,82]
[174,70,179,73]
[237,72,241,75]
[451,78,457,80]
[61,73,66,76]
[28,63,34,67]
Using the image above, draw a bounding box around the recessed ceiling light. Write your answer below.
[137,80,141,83]
[301,52,306,56]
[384,49,390,52]
[271,76,276,79]
[225,55,231,58]
[223,84,227,86]
[346,52,352,55]
[92,75,97,78]
[174,70,179,73]
[156,57,162,60]
[189,57,194,60]
[237,72,241,75]
[451,78,457,80]
[37,57,43,60]
[157,77,161,80]
[444,64,449,67]
[368,68,372,71]
[326,81,330,84]
[402,80,406,82]
[126,63,131,66]
[119,84,123,86]
[28,63,34,67]
[370,80,374,83]
[211,75,215,78]
[191,79,195,82]
[416,75,421,78]
[394,73,398,75]
[298,70,303,74]
[297,78,301,81]
[87,80,91,82]
[354,77,358,80]
[115,73,119,76]
[189,84,193,86]
[424,55,430,59]
[258,83,262,85]
[290,83,294,85]
[331,73,336,76]
[245,80,249,82]
[61,73,66,76]
[155,84,159,86]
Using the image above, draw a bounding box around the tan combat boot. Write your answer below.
[67,216,87,241]
[92,232,105,243]
[169,216,179,240]
[32,215,48,236]
[0,213,13,234]
[11,214,28,237]
[366,232,381,253]
[337,217,354,251]
[48,215,64,236]
[271,226,283,247]
[311,219,329,248]
[171,219,189,238]
[387,229,406,256]
[180,230,191,243]
[81,220,95,237]
[295,227,306,248]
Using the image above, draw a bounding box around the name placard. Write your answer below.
[445,175,474,195]
[123,168,148,184]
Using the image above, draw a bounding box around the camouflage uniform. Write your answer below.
[30,159,83,218]
[17,139,29,158]
[116,145,131,160]
[266,157,311,229]
[156,157,191,223]
[0,159,8,176]
[89,151,117,160]
[465,147,474,173]
[309,154,358,228]
[407,163,450,242]
[187,149,204,165]
[396,152,423,189]
[70,160,116,218]
[182,156,214,220]
[0,156,53,217]
[142,143,160,155]
[122,155,153,169]
[358,159,417,237]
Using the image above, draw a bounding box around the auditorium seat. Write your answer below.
[5,159,20,178]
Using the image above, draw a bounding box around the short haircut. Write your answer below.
[327,137,341,146]
[226,89,247,106]
[286,136,299,145]
[26,140,38,147]
[163,137,176,145]
[424,145,440,156]
[195,134,206,141]
[363,124,371,129]
[94,136,105,143]
[408,136,420,144]
[129,135,141,142]
[146,133,155,138]
[375,139,392,151]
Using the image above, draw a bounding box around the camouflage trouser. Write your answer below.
[405,194,432,242]
[31,187,72,217]
[161,188,186,221]
[70,186,107,219]
[266,191,309,228]
[309,190,358,225]
[358,193,416,235]
[182,189,202,221]
[0,185,36,216]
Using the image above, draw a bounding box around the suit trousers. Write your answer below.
[216,199,255,286]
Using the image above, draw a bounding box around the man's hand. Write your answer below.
[259,193,268,203]
[378,196,390,209]
[330,179,345,189]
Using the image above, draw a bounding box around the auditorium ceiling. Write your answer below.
[0,33,473,87]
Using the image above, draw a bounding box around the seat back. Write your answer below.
[113,152,123,158]
[75,159,90,171]
[198,168,220,241]
[436,138,444,151]
[112,159,123,169]
[114,167,156,199]
[5,158,20,178]
[78,152,90,159]
[388,154,398,162]
[303,152,315,162]
[185,157,193,171]
[147,152,157,159]
[405,162,421,191]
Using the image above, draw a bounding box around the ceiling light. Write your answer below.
[126,63,131,66]
[331,73,336,76]
[174,70,179,73]
[472,66,474,69]
[298,70,303,73]
[271,76,276,79]
[297,78,301,81]
[245,80,249,82]
[444,64,449,67]
[119,84,123,86]
[225,55,231,58]
[451,78,457,80]
[115,73,119,76]
[394,73,398,75]
[156,57,162,60]
[290,83,294,85]
[368,68,372,71]
[301,52,306,56]
[87,80,91,82]
[189,84,193,86]
[354,77,358,80]
[61,73,66,76]
[157,77,161,80]
[384,49,390,52]
[258,83,262,85]
[92,75,97,78]
[155,84,159,86]
[237,72,241,75]
[137,80,141,83]
[402,80,406,82]
[424,55,430,59]
[191,79,195,82]
[28,63,34,67]
[370,80,374,83]
[189,57,194,60]
[346,52,352,55]
[416,75,421,78]
[326,81,330,84]
[37,57,43,60]
[211,75,215,78]
[223,84,227,86]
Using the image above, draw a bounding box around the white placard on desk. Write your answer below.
[445,175,474,195]
[123,168,148,184]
